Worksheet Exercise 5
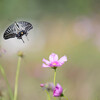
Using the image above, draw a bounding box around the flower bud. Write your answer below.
[53,83,63,97]
[17,51,24,58]
[40,82,54,92]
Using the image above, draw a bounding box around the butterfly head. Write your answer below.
[16,30,26,39]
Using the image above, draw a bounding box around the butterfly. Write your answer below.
[3,21,33,43]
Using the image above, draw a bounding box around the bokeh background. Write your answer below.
[0,0,100,100]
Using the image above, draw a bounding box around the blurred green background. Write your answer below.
[0,0,100,100]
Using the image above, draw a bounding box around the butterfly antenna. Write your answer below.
[26,36,29,41]
[21,38,25,43]
[8,19,13,22]
[25,34,29,41]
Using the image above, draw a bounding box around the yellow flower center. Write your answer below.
[53,63,56,65]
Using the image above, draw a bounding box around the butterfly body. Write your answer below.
[16,30,26,39]
[3,21,33,43]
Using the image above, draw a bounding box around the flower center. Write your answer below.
[52,63,56,65]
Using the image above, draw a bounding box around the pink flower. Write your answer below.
[53,83,63,97]
[40,84,45,87]
[42,53,67,68]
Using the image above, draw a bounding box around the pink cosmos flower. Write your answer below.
[42,53,67,68]
[53,83,63,97]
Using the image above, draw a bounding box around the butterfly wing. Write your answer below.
[3,24,16,39]
[3,21,33,40]
[17,21,33,32]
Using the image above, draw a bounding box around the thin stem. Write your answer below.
[53,68,56,86]
[59,97,61,100]
[53,68,57,100]
[0,65,13,100]
[45,90,51,100]
[64,96,68,100]
[14,57,21,100]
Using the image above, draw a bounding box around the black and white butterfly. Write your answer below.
[3,21,33,43]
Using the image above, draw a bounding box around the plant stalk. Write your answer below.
[14,57,21,100]
[0,65,13,100]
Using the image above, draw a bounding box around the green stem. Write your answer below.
[53,68,57,100]
[45,90,51,100]
[14,57,21,100]
[0,65,13,100]
[53,68,56,86]
[64,96,68,100]
[59,97,61,100]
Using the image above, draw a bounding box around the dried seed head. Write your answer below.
[17,51,24,58]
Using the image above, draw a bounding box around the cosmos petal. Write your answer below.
[49,53,58,62]
[42,58,50,64]
[42,63,50,67]
[59,56,67,64]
